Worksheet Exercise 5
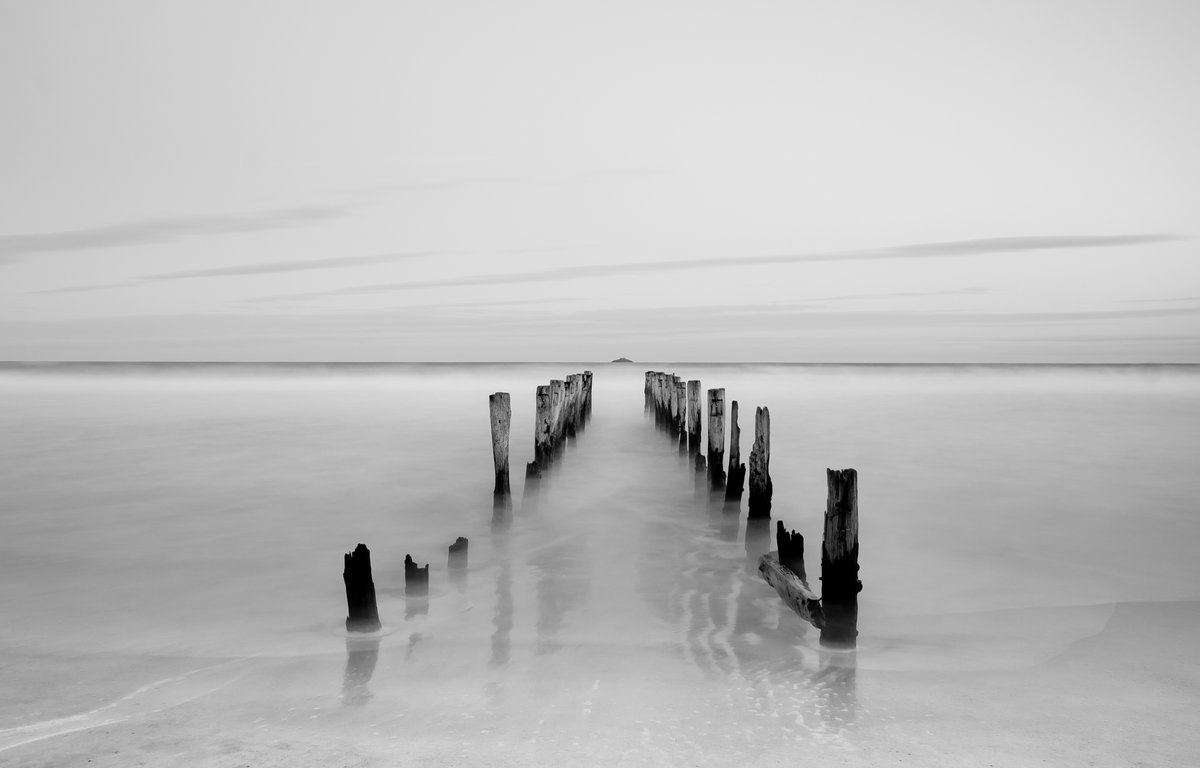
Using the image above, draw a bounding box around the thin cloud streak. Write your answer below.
[141,251,437,281]
[32,251,440,295]
[255,234,1183,302]
[0,206,345,263]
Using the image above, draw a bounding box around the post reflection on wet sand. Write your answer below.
[815,649,857,725]
[744,517,771,562]
[491,562,513,668]
[341,635,381,706]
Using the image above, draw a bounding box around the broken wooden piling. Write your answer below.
[404,554,429,597]
[687,380,702,455]
[758,521,825,629]
[448,536,468,570]
[343,543,382,633]
[758,550,824,629]
[747,407,772,519]
[707,388,726,490]
[725,399,746,503]
[821,468,861,649]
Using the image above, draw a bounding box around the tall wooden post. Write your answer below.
[644,371,653,413]
[667,376,676,441]
[489,392,511,497]
[707,388,726,490]
[821,468,861,649]
[725,400,746,503]
[535,385,552,469]
[343,543,382,633]
[582,370,593,422]
[563,376,577,439]
[675,379,688,453]
[549,379,565,455]
[747,407,772,519]
[686,380,702,455]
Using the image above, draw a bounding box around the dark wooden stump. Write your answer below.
[747,406,772,519]
[343,543,382,633]
[777,520,806,580]
[404,554,429,597]
[707,388,726,490]
[448,536,468,570]
[820,468,861,649]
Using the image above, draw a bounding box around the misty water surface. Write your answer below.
[1,363,1198,764]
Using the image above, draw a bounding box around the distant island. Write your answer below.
[611,357,633,363]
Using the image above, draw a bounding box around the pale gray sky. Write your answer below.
[2,0,1198,361]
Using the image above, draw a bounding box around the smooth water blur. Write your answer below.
[1,363,1198,764]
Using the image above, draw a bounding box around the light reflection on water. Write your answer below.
[1,363,1198,759]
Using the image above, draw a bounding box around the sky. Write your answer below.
[1,0,1198,362]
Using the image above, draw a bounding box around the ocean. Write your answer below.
[1,362,1198,766]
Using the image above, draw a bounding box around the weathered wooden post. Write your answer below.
[549,379,565,456]
[573,373,586,431]
[404,554,429,596]
[563,376,578,440]
[448,536,468,570]
[821,468,861,649]
[644,371,653,413]
[534,385,552,469]
[489,392,511,498]
[667,375,680,441]
[582,370,593,422]
[686,380,702,455]
[343,543,382,632]
[747,407,772,519]
[662,369,672,427]
[725,400,746,504]
[675,379,688,453]
[707,388,726,490]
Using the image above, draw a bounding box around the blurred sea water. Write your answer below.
[1,362,1198,765]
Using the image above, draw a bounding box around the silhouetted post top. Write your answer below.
[343,543,381,633]
[776,520,806,581]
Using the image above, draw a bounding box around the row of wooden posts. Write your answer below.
[644,369,862,649]
[489,370,593,518]
[343,370,595,633]
[643,371,771,517]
